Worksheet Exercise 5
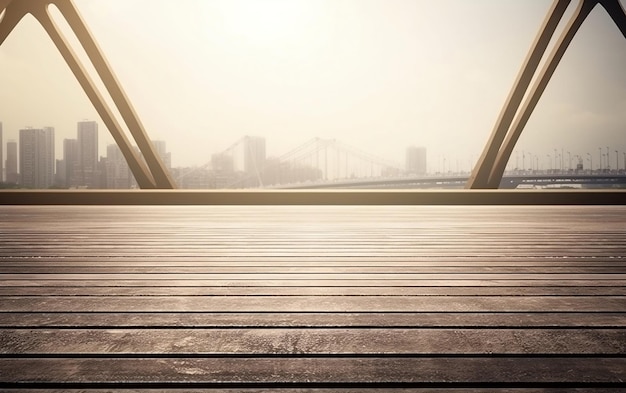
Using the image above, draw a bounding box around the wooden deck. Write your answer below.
[0,205,624,391]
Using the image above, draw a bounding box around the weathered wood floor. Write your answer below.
[0,205,624,391]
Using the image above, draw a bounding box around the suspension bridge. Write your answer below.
[201,136,405,188]
[178,136,626,190]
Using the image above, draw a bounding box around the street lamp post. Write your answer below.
[535,156,539,173]
[547,154,552,172]
[567,151,571,171]
[599,147,602,171]
[587,152,592,173]
[615,150,619,173]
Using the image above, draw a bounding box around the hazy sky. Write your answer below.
[1,0,625,171]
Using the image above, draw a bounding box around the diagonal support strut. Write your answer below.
[467,0,626,189]
[0,0,176,189]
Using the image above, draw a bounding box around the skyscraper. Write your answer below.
[19,128,46,188]
[62,138,79,188]
[77,121,98,188]
[19,127,55,188]
[104,143,133,189]
[6,140,17,184]
[42,127,55,187]
[243,136,266,174]
[406,146,427,175]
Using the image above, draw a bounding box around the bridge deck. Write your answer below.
[0,205,624,391]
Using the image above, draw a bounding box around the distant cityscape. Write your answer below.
[1,120,624,190]
[0,120,428,189]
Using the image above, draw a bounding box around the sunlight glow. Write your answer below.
[2,0,626,175]
[214,0,316,46]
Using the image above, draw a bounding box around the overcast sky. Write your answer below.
[1,0,625,171]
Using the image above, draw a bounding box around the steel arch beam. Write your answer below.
[467,0,626,189]
[0,0,176,189]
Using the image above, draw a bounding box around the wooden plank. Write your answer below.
[2,260,624,268]
[2,237,622,243]
[0,205,624,390]
[0,285,623,296]
[1,328,624,355]
[1,252,621,259]
[2,384,616,393]
[2,279,624,287]
[0,296,623,312]
[2,273,623,280]
[1,256,622,263]
[3,239,625,246]
[1,312,623,328]
[2,266,624,274]
[1,250,623,257]
[0,358,624,384]
[8,234,624,241]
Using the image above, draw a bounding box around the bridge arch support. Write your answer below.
[0,0,176,189]
[467,0,626,189]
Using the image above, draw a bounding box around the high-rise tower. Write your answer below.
[6,140,18,184]
[77,121,98,188]
[42,127,55,187]
[104,144,133,189]
[19,127,55,188]
[406,146,427,175]
[62,139,79,188]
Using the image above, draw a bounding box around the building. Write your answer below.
[55,158,65,187]
[209,153,236,189]
[19,128,40,187]
[77,121,98,188]
[173,166,211,189]
[61,138,79,188]
[6,140,18,184]
[152,140,171,170]
[19,127,55,188]
[406,146,427,175]
[243,136,266,174]
[104,144,133,189]
[42,127,55,187]
[211,152,234,173]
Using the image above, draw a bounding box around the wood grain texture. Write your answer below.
[0,206,624,390]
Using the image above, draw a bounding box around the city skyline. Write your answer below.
[0,1,625,169]
[3,118,626,186]
[3,117,626,190]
